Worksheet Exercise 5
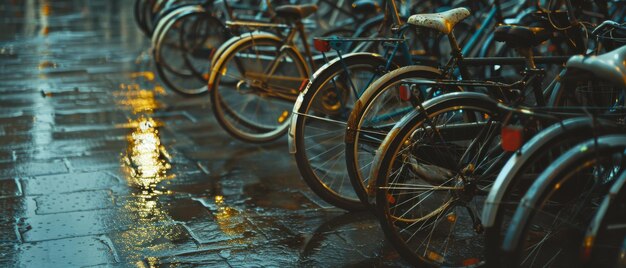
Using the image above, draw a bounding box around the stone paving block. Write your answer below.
[15,236,117,267]
[224,242,301,267]
[20,209,134,242]
[150,249,230,267]
[0,178,21,198]
[22,171,120,195]
[66,153,121,172]
[0,222,19,243]
[108,223,198,263]
[0,243,17,267]
[33,190,113,215]
[0,159,68,178]
[181,198,262,245]
[53,110,128,126]
[52,127,129,141]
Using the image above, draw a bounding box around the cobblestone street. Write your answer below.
[0,1,408,267]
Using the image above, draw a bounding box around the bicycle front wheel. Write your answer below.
[210,34,308,143]
[292,53,391,211]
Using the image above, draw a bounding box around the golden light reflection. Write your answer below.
[123,117,171,189]
[130,71,156,81]
[39,0,50,36]
[115,82,166,114]
[210,195,250,239]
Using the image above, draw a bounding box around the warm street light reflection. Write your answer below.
[123,117,171,189]
[114,74,181,262]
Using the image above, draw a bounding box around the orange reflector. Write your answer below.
[399,85,411,101]
[209,48,217,59]
[298,79,310,92]
[501,125,523,152]
[278,110,289,123]
[462,258,480,266]
[581,236,594,262]
[313,39,331,52]
[427,250,444,263]
[446,213,456,223]
[386,194,396,204]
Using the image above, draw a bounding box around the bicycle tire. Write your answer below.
[374,92,501,266]
[291,53,395,211]
[209,33,309,143]
[345,65,444,208]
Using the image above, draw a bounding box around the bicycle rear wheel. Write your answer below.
[154,11,228,95]
[210,34,308,143]
[373,92,502,267]
[345,66,444,208]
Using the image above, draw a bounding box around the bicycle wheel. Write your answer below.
[291,53,394,211]
[501,135,626,267]
[582,169,626,267]
[210,33,308,143]
[374,92,502,266]
[482,117,623,266]
[153,10,228,95]
[345,66,444,208]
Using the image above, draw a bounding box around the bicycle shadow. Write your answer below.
[297,211,411,267]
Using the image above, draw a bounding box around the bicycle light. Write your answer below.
[501,125,523,152]
[399,85,411,101]
[313,39,331,52]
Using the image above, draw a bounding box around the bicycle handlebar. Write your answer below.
[592,20,626,36]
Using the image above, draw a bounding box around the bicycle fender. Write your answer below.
[345,65,443,144]
[288,52,388,154]
[207,32,282,92]
[501,135,626,254]
[151,5,204,51]
[482,117,619,228]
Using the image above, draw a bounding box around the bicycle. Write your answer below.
[206,4,320,143]
[289,0,538,211]
[368,33,626,265]
[344,1,625,211]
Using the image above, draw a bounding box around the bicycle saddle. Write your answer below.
[407,7,470,34]
[352,0,380,14]
[493,25,551,48]
[275,4,318,20]
[566,45,626,88]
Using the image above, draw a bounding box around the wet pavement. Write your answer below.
[0,1,409,267]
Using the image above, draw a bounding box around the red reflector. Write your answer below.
[298,79,310,92]
[399,85,411,101]
[501,126,523,152]
[313,39,331,52]
[462,258,480,266]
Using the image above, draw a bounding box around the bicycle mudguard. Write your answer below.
[288,52,387,154]
[151,5,204,55]
[481,117,619,228]
[207,32,285,92]
[501,135,626,255]
[582,170,626,264]
[344,65,443,144]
